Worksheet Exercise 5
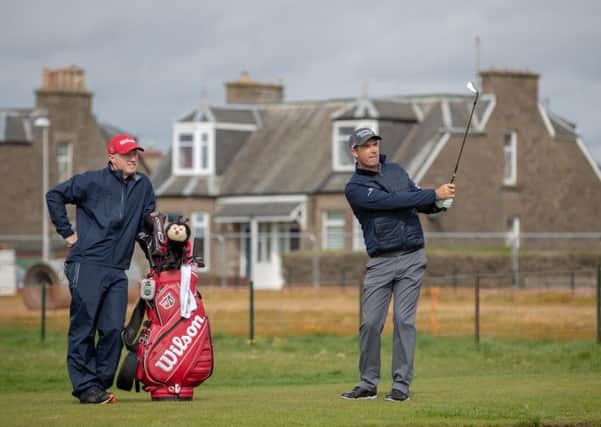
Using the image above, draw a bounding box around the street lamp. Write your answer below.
[34,116,50,263]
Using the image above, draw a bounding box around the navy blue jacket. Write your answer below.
[345,155,439,257]
[46,165,156,269]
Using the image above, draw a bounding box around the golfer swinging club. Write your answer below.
[46,134,156,404]
[341,128,454,402]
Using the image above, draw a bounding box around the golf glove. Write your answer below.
[435,198,454,209]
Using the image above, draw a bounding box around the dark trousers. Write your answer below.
[65,262,128,397]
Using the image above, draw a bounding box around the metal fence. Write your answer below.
[2,232,600,342]
[2,231,601,288]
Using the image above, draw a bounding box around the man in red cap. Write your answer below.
[47,134,156,404]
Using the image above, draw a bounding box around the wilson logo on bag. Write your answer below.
[154,314,207,373]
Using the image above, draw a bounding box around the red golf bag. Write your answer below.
[117,213,214,401]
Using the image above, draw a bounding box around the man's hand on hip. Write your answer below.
[65,233,78,248]
[435,183,455,200]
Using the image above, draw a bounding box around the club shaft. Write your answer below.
[450,92,479,183]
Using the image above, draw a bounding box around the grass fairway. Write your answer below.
[1,329,601,426]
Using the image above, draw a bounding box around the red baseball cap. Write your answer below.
[107,134,145,155]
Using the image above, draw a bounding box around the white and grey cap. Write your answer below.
[348,128,382,149]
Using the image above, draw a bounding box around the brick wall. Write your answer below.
[0,67,112,245]
[282,250,601,287]
[419,69,601,239]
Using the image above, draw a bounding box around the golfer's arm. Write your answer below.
[407,179,440,213]
[345,184,436,211]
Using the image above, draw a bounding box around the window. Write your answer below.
[503,130,517,186]
[166,212,184,223]
[505,216,520,248]
[200,132,209,170]
[332,120,378,171]
[177,133,194,170]
[322,210,345,250]
[352,216,365,251]
[334,125,355,170]
[191,212,210,270]
[57,143,72,182]
[278,223,300,255]
[173,125,214,175]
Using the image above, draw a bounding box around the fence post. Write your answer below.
[597,264,601,344]
[309,233,320,288]
[247,224,255,345]
[475,274,480,347]
[217,235,227,288]
[248,279,255,345]
[40,280,47,342]
[452,268,458,291]
[570,271,575,295]
[511,236,520,289]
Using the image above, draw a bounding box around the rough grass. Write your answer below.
[0,329,600,426]
[1,286,597,341]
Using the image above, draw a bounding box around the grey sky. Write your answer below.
[2,0,600,161]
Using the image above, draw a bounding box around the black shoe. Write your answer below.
[384,389,410,402]
[340,386,377,400]
[79,387,111,404]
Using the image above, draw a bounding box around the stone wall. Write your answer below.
[282,250,601,288]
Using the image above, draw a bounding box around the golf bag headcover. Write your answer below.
[137,213,195,273]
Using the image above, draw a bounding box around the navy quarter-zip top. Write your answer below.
[345,155,439,257]
[46,164,156,269]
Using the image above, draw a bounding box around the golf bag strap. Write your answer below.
[121,298,146,352]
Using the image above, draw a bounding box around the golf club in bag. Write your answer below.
[116,212,214,401]
[450,81,480,183]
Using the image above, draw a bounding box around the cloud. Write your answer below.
[1,0,600,158]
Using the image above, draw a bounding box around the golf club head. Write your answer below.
[466,81,478,94]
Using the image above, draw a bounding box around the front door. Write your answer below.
[253,222,283,289]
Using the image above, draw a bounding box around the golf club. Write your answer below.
[450,81,479,183]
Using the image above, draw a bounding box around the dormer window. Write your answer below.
[177,133,194,170]
[173,123,214,176]
[332,120,378,172]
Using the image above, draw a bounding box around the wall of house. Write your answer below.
[0,68,108,241]
[419,131,504,234]
[1,141,43,237]
[36,89,108,176]
[309,193,355,250]
[419,69,601,245]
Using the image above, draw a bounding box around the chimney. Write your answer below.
[35,66,92,114]
[225,71,284,105]
[480,69,540,108]
[40,66,87,92]
[35,66,93,132]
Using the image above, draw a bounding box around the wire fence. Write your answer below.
[1,232,600,343]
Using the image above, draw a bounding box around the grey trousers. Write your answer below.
[357,248,427,395]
